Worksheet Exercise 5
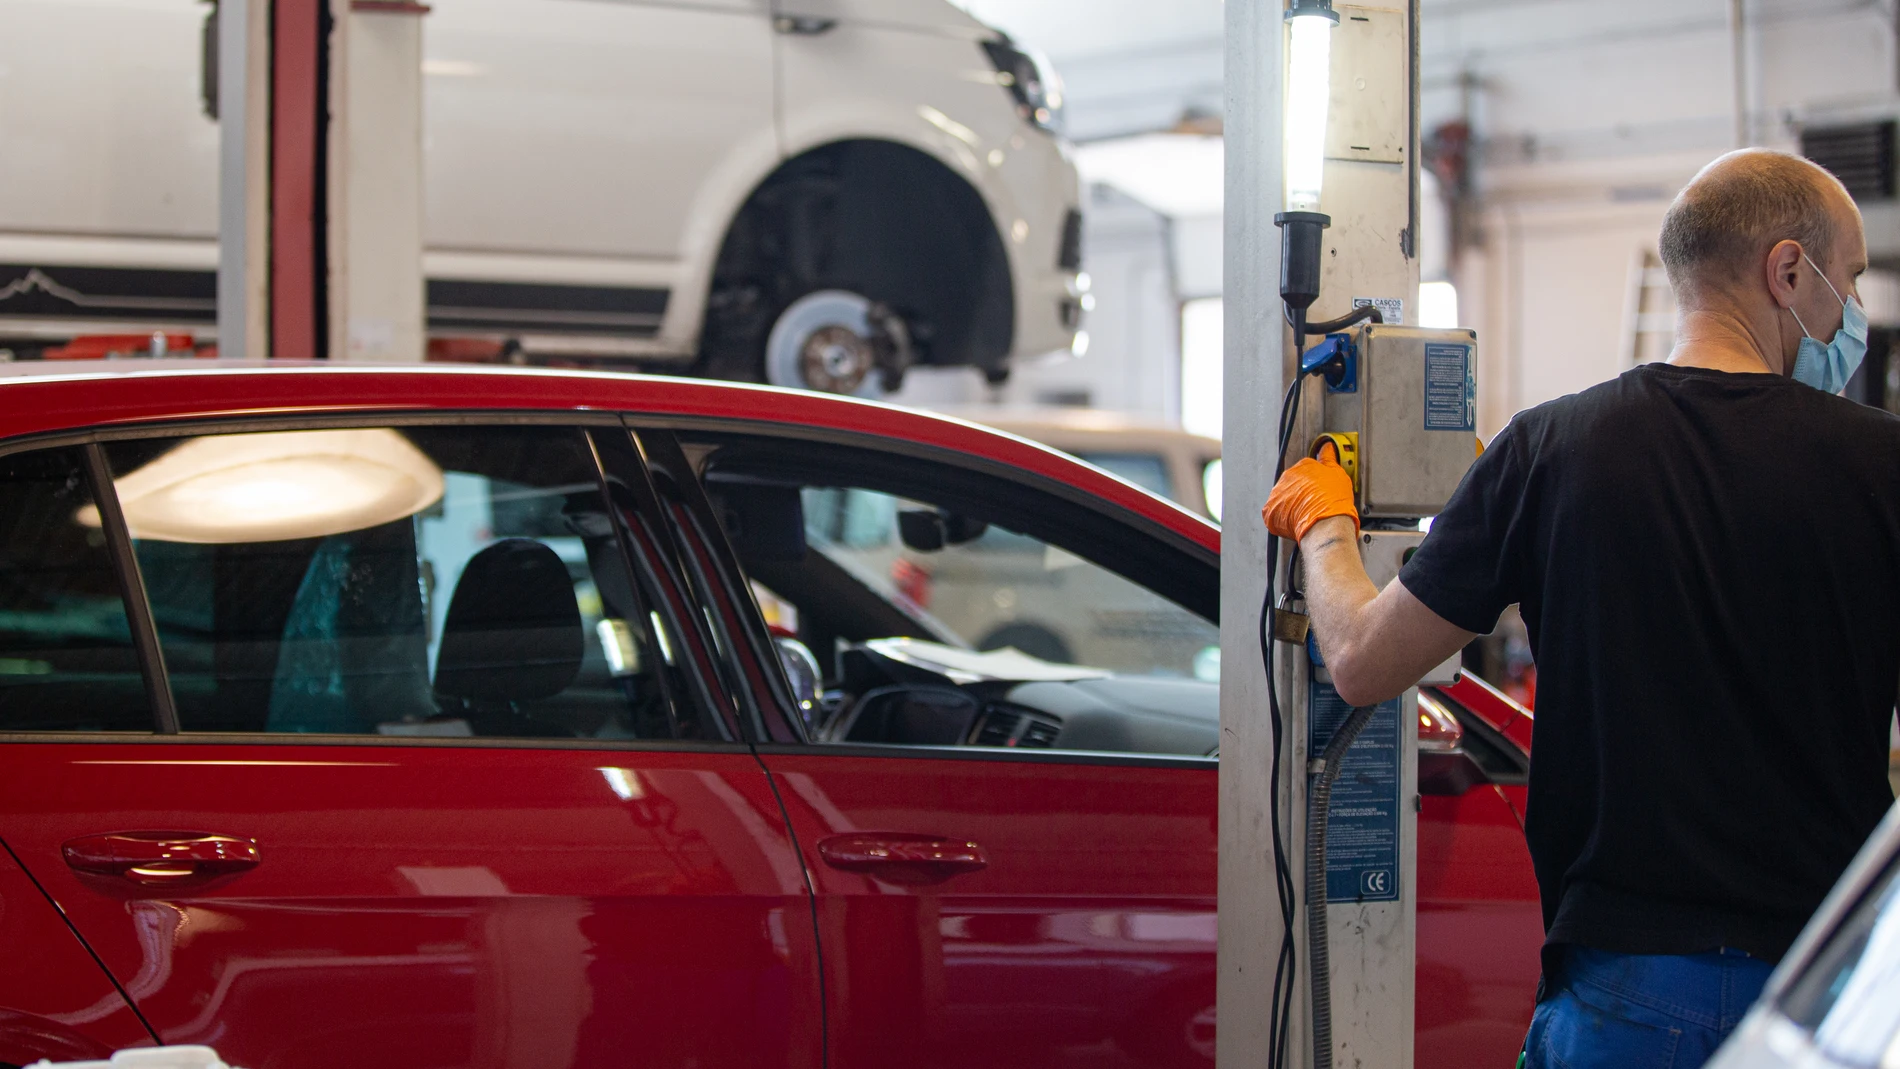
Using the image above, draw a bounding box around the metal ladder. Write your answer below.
[1620,248,1676,368]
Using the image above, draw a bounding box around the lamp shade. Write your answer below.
[80,428,445,544]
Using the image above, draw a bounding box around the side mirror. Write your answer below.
[775,637,823,730]
[897,509,943,551]
[897,508,988,552]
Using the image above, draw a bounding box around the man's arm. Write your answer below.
[1298,516,1477,708]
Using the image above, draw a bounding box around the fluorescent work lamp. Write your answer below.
[1283,0,1338,212]
[1275,0,1339,335]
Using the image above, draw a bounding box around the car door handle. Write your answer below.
[817,833,988,885]
[63,833,260,887]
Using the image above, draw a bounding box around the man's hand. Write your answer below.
[1260,444,1475,709]
[1262,442,1358,541]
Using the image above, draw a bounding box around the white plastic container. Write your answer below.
[26,1047,236,1069]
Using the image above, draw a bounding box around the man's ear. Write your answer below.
[1765,239,1804,309]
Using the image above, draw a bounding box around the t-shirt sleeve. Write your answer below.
[1397,419,1535,635]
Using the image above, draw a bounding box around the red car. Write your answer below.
[0,363,1541,1069]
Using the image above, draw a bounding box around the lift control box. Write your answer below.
[1322,324,1479,519]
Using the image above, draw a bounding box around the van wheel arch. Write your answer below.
[696,139,1014,390]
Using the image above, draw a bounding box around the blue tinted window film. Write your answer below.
[1308,682,1401,902]
[1424,343,1476,432]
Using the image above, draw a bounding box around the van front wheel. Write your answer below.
[765,290,879,395]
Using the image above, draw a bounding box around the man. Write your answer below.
[1263,149,1900,1069]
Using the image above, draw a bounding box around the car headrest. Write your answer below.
[434,539,583,704]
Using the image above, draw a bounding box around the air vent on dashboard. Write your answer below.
[1018,720,1061,748]
[972,710,1021,747]
[970,706,1063,749]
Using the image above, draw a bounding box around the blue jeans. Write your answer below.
[1521,946,1774,1069]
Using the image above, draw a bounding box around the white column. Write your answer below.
[329,0,429,361]
[217,0,273,360]
[1217,2,1293,1066]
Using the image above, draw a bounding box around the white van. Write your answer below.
[0,0,1082,392]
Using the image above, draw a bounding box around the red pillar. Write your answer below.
[271,0,324,359]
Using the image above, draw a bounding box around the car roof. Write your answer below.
[0,362,1219,553]
[927,404,1222,454]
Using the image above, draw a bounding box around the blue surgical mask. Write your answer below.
[1788,252,1868,394]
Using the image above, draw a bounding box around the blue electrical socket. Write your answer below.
[1300,333,1358,393]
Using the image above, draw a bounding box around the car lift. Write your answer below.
[1218,2,1480,1068]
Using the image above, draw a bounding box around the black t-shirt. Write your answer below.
[1400,363,1900,963]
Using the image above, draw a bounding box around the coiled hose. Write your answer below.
[1306,701,1378,1069]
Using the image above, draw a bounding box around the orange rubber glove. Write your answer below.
[1261,441,1359,541]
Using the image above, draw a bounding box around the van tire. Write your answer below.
[696,140,1013,392]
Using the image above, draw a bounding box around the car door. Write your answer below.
[0,843,152,1063]
[643,423,1546,1069]
[0,423,819,1069]
[638,427,1222,1069]
[424,0,777,343]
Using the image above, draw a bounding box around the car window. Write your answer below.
[0,446,150,731]
[1781,849,1900,1062]
[695,435,1220,757]
[101,425,713,740]
[1202,458,1223,523]
[802,485,1215,677]
[1072,451,1172,501]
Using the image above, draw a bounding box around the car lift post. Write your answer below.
[217,0,273,360]
[1217,0,1294,1063]
[329,0,430,361]
[216,0,428,361]
[1219,1,1424,1066]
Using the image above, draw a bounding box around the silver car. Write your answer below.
[1709,800,1900,1069]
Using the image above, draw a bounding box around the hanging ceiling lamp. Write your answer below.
[79,428,445,544]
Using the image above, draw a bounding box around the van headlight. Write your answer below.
[982,38,1065,135]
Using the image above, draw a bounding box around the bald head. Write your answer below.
[1659,149,1856,304]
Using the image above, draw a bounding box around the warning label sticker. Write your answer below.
[1424,343,1475,432]
[1352,296,1404,327]
[1308,683,1401,903]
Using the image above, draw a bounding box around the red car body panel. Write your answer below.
[1440,674,1537,819]
[0,742,820,1069]
[1416,785,1543,1067]
[765,754,1216,1069]
[0,365,1542,1068]
[0,843,153,1064]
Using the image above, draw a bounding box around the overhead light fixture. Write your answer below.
[1284,0,1338,213]
[79,428,445,544]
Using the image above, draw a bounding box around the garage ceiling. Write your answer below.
[958,0,1900,209]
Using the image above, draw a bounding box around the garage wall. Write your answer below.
[999,185,1183,418]
[1466,200,1671,436]
[890,183,1183,421]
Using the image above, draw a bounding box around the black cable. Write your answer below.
[1263,318,1311,1069]
[1282,302,1384,336]
[1303,303,1384,336]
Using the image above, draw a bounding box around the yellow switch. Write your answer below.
[1312,432,1360,494]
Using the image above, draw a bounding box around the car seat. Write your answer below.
[433,538,584,735]
[266,521,433,734]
